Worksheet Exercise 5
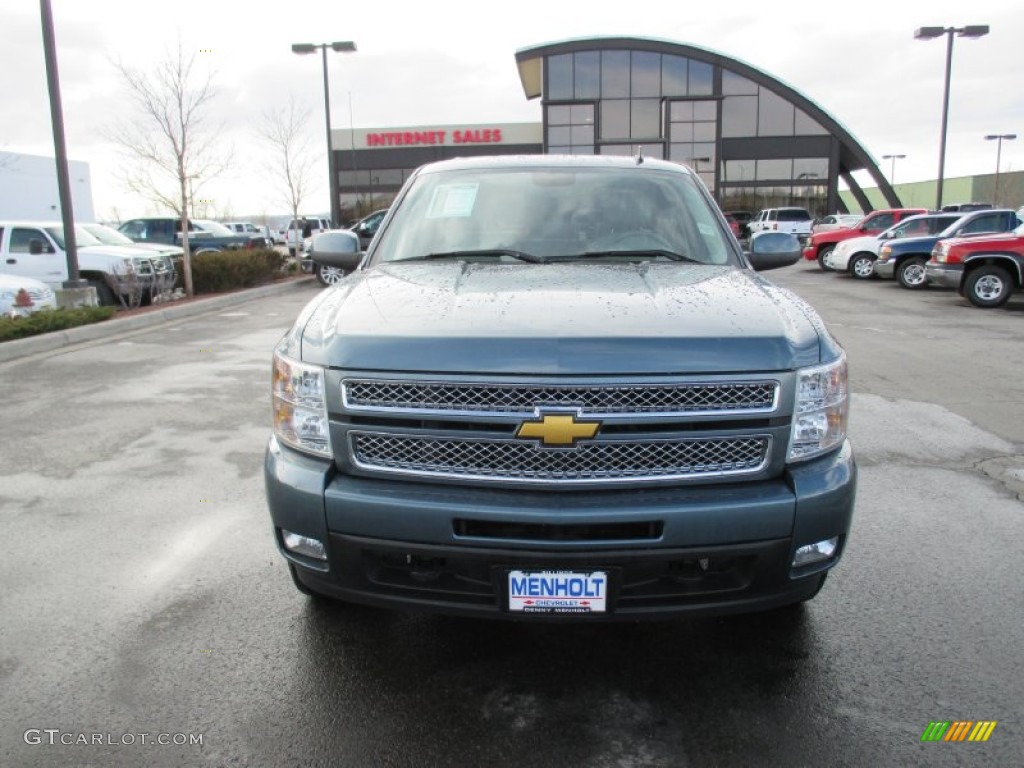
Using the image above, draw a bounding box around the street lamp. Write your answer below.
[984,133,1016,205]
[292,40,357,227]
[882,153,906,185]
[914,25,989,210]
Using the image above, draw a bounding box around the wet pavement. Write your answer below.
[1,269,1021,766]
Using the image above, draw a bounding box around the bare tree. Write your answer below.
[109,40,231,296]
[259,95,317,256]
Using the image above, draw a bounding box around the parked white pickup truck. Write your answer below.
[0,220,158,306]
[748,207,814,237]
[282,217,331,255]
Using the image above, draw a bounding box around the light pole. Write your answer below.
[292,40,357,228]
[914,25,989,210]
[882,153,906,186]
[984,133,1016,205]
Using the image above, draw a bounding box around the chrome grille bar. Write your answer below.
[351,432,770,485]
[343,379,779,417]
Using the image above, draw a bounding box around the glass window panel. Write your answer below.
[601,50,630,98]
[571,104,595,124]
[689,60,713,95]
[570,144,596,155]
[547,54,573,100]
[600,99,630,139]
[693,100,717,121]
[547,105,572,126]
[601,143,634,156]
[574,52,600,99]
[692,122,716,142]
[757,88,795,136]
[571,124,595,144]
[662,56,688,97]
[756,159,793,180]
[631,51,661,97]
[373,169,403,184]
[669,143,694,162]
[721,70,757,95]
[691,143,716,163]
[670,101,693,122]
[721,95,757,137]
[631,98,662,139]
[722,160,756,183]
[698,172,715,191]
[671,123,694,142]
[549,145,571,155]
[795,108,828,135]
[793,158,829,179]
[548,126,572,146]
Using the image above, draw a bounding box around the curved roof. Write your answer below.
[515,37,898,209]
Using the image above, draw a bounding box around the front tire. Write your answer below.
[87,280,117,307]
[897,256,928,289]
[816,245,835,271]
[315,263,346,286]
[964,266,1013,308]
[849,253,876,279]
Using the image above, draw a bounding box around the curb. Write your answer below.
[0,277,316,364]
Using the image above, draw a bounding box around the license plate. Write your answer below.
[507,570,608,614]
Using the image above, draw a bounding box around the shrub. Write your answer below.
[0,306,116,342]
[176,248,287,294]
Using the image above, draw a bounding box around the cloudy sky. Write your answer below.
[3,0,1022,221]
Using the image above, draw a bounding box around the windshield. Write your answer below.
[371,166,734,266]
[193,219,235,236]
[44,226,103,249]
[82,223,135,245]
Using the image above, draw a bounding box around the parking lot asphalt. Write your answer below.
[0,277,315,364]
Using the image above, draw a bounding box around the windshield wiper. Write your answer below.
[401,249,547,263]
[574,250,701,264]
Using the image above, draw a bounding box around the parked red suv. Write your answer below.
[926,222,1024,307]
[802,208,927,270]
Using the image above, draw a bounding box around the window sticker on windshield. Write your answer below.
[426,183,479,218]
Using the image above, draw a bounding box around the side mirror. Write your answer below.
[746,232,801,271]
[29,238,44,255]
[309,230,360,269]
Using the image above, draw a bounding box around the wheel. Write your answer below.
[816,245,834,271]
[896,256,928,289]
[87,280,117,307]
[964,265,1013,308]
[315,262,346,286]
[849,253,876,280]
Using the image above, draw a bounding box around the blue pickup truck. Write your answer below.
[875,208,1022,289]
[265,155,857,621]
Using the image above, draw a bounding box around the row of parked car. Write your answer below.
[0,215,287,315]
[800,206,1024,308]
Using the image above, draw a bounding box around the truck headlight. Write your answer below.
[878,245,891,261]
[272,346,331,458]
[788,353,848,462]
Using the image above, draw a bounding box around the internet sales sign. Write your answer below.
[365,128,504,147]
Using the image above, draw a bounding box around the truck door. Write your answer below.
[3,226,67,286]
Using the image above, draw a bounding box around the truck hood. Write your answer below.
[297,262,830,374]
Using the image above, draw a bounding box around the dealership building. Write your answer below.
[330,36,906,221]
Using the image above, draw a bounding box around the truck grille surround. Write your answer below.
[338,378,784,486]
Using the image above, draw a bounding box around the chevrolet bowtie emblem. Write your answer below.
[516,414,601,446]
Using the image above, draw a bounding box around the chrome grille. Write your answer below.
[343,380,778,416]
[351,432,770,484]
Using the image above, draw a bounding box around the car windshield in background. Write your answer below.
[193,220,235,236]
[778,209,811,221]
[44,226,103,249]
[371,166,734,266]
[81,223,136,245]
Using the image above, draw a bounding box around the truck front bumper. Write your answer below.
[873,259,896,279]
[925,262,963,289]
[265,437,857,620]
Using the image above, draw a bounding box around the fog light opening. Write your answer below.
[282,530,327,561]
[792,536,838,568]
